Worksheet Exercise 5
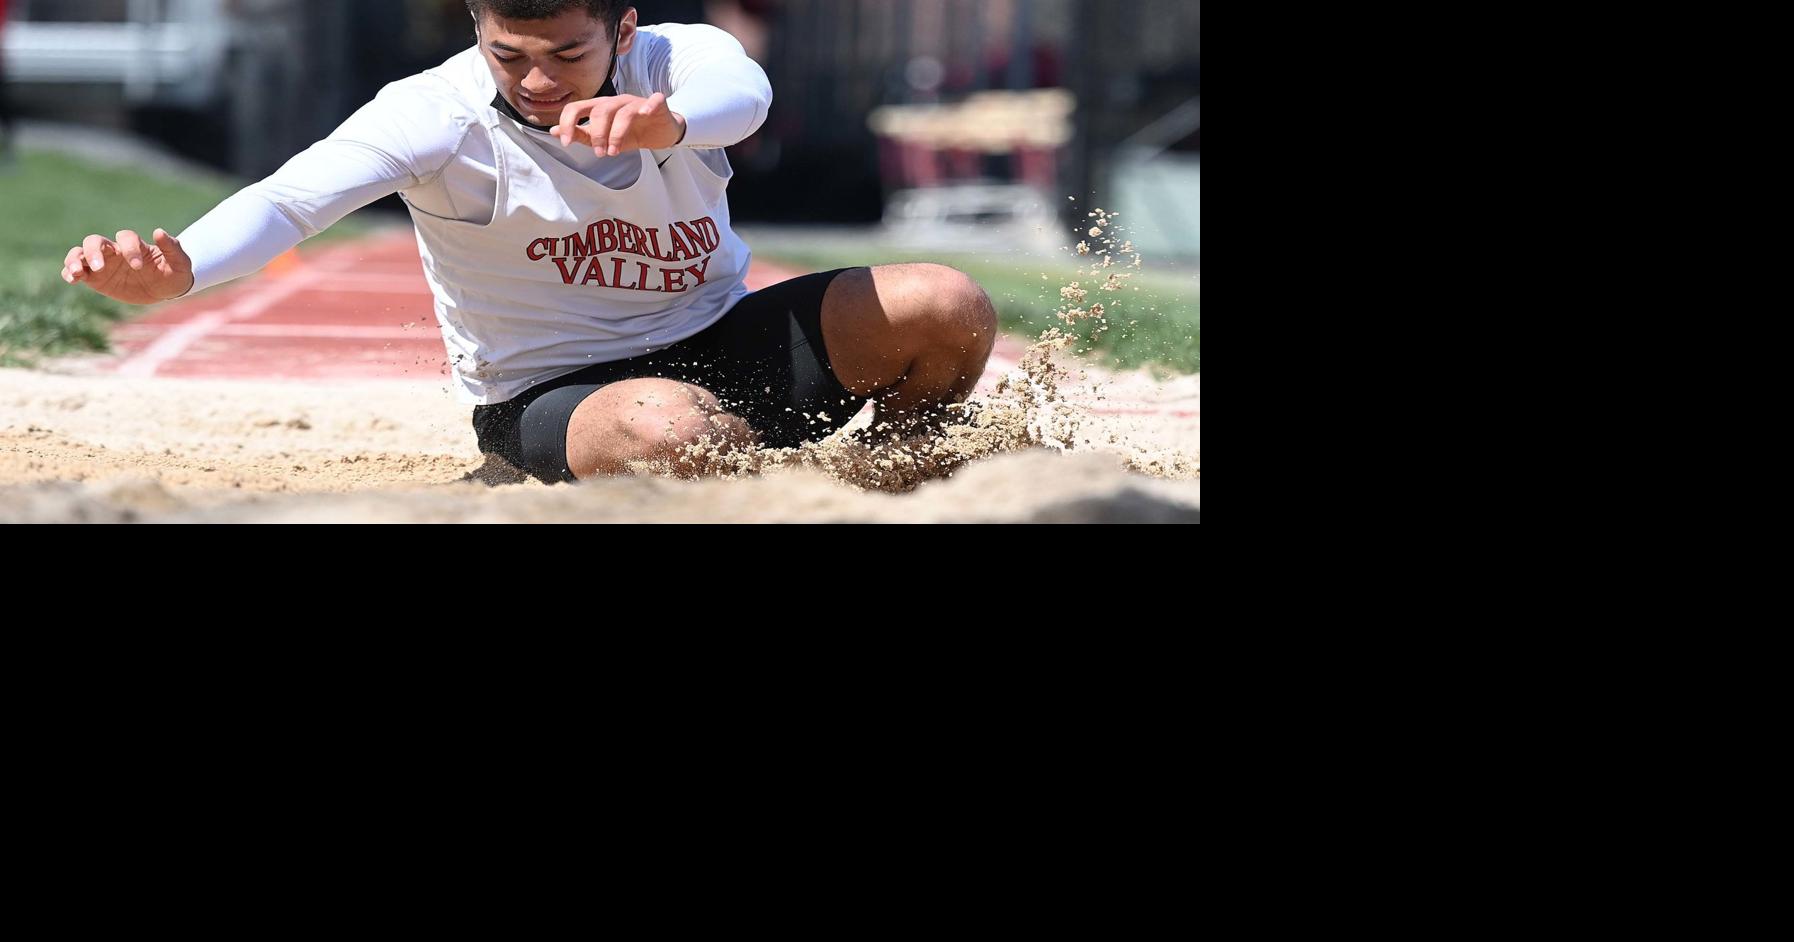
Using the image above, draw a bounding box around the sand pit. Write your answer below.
[0,344,1198,522]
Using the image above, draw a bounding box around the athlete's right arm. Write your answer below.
[59,79,478,305]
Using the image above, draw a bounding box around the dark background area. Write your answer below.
[6,0,1199,227]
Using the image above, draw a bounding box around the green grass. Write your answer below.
[0,148,373,367]
[756,246,1201,376]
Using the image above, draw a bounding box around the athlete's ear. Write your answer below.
[615,8,639,56]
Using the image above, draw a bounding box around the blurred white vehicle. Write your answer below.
[4,0,233,107]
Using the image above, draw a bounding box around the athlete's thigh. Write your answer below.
[685,268,870,447]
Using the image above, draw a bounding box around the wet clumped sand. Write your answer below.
[1,211,1198,522]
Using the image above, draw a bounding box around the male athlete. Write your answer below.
[60,1,996,482]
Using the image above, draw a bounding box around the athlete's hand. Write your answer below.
[61,229,195,305]
[551,93,688,157]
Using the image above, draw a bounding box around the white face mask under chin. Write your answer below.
[484,26,623,133]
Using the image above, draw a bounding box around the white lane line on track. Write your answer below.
[117,325,437,341]
[116,257,361,378]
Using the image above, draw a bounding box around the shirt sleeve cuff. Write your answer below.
[179,189,309,296]
[667,87,765,149]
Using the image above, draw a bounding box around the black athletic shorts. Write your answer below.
[472,267,866,483]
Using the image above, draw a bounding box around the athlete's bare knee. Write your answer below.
[567,378,754,479]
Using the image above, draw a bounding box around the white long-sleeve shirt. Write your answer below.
[179,22,771,296]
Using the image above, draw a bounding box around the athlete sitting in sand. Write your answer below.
[59,0,996,483]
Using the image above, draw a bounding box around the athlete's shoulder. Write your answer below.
[404,46,494,110]
[623,22,754,96]
[635,21,750,55]
[360,47,488,134]
[326,49,486,176]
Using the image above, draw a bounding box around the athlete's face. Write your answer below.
[477,7,639,125]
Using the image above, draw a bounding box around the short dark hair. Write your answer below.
[465,1,630,36]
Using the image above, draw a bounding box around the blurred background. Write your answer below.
[1,0,1197,253]
[0,0,1198,373]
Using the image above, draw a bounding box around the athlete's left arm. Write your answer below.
[553,24,773,156]
[648,23,774,148]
